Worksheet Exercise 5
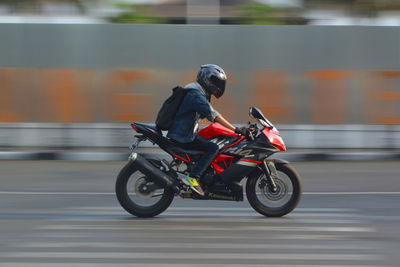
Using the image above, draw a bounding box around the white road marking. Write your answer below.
[0,264,381,267]
[16,241,375,250]
[1,191,400,195]
[49,216,362,224]
[32,232,357,240]
[45,206,364,223]
[54,210,363,219]
[0,191,114,195]
[304,192,400,195]
[0,252,381,261]
[73,207,359,212]
[39,224,375,232]
[162,212,364,218]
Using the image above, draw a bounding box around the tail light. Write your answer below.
[131,124,139,132]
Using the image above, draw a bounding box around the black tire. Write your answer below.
[246,163,302,217]
[115,161,175,218]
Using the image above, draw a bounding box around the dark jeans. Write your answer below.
[175,134,219,178]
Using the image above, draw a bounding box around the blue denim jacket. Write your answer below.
[167,82,220,143]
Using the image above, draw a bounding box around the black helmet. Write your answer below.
[196,64,227,99]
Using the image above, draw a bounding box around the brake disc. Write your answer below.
[261,178,288,201]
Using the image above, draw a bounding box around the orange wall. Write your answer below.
[0,68,399,125]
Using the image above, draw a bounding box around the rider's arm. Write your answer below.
[214,115,236,132]
[189,90,220,122]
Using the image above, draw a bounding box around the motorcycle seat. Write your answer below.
[162,137,204,155]
[170,146,203,156]
[134,122,203,156]
[134,122,161,133]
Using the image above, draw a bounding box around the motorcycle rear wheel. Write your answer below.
[116,161,175,218]
[246,163,302,217]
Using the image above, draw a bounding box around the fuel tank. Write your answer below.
[198,123,239,139]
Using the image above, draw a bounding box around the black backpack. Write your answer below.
[155,86,189,131]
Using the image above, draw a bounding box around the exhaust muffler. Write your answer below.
[128,153,179,193]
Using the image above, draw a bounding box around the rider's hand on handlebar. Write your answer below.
[234,126,249,136]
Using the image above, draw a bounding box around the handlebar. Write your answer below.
[246,123,258,141]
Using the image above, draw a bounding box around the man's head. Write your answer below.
[196,64,227,99]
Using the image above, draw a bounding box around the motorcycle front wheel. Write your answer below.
[246,163,302,217]
[115,161,175,218]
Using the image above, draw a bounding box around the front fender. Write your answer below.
[266,158,289,166]
[246,158,290,182]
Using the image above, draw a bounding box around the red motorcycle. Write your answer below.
[116,107,302,218]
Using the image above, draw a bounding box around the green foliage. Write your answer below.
[108,3,166,24]
[237,2,287,25]
[0,0,87,14]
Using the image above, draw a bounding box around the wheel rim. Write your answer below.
[255,171,294,209]
[126,171,165,207]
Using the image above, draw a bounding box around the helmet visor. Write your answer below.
[210,75,226,98]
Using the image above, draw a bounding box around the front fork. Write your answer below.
[260,159,278,193]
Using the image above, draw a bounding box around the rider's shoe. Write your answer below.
[182,176,205,196]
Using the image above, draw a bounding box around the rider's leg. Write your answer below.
[176,135,219,195]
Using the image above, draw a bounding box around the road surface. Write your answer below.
[0,160,399,266]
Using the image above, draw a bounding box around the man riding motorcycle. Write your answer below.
[116,65,302,218]
[167,64,248,196]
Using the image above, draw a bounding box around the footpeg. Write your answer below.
[179,192,193,199]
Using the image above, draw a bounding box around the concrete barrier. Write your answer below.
[1,123,399,149]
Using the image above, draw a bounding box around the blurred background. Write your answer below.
[0,3,399,266]
[3,0,400,25]
[0,0,399,151]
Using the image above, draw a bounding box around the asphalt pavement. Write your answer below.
[0,160,399,266]
[1,147,400,161]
